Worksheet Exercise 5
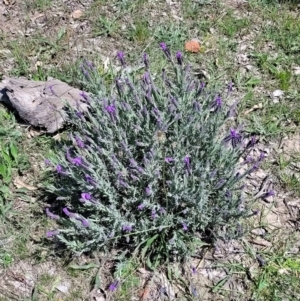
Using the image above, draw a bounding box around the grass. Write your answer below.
[0,0,300,300]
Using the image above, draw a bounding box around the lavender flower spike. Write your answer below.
[108,280,119,292]
[76,136,85,148]
[117,51,126,66]
[262,190,275,199]
[175,51,183,65]
[46,208,60,220]
[105,104,116,115]
[122,225,133,232]
[143,53,149,69]
[159,42,171,60]
[138,204,145,210]
[80,192,92,202]
[224,128,242,148]
[46,230,59,237]
[85,174,96,185]
[151,209,157,219]
[63,208,75,218]
[182,222,188,231]
[81,218,89,227]
[165,157,175,163]
[56,164,63,174]
[145,186,152,196]
[44,159,51,166]
[72,157,83,166]
[212,96,222,111]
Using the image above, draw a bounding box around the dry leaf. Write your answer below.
[31,13,45,22]
[71,9,83,19]
[14,177,37,191]
[185,40,200,53]
[53,133,61,141]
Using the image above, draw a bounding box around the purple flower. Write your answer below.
[81,218,89,227]
[138,204,145,210]
[176,51,183,65]
[122,225,133,232]
[227,81,233,95]
[184,156,190,165]
[63,208,75,218]
[130,174,139,181]
[108,280,119,292]
[182,222,188,231]
[258,152,266,162]
[75,110,83,118]
[191,266,197,274]
[142,72,151,85]
[117,51,126,66]
[249,163,259,173]
[224,128,242,148]
[82,68,90,80]
[244,156,253,164]
[165,157,174,163]
[143,53,149,69]
[85,174,96,185]
[212,96,222,111]
[85,60,94,70]
[159,207,166,214]
[151,209,157,219]
[79,91,89,101]
[159,42,171,60]
[46,208,60,220]
[225,190,232,198]
[262,190,275,199]
[76,136,85,148]
[118,179,129,188]
[105,104,116,115]
[145,186,152,196]
[72,157,82,166]
[56,164,63,174]
[184,156,191,173]
[215,179,225,189]
[46,230,59,237]
[44,159,51,166]
[129,158,138,167]
[81,192,92,201]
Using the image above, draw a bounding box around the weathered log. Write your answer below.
[0,77,89,133]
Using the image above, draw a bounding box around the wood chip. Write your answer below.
[249,238,272,247]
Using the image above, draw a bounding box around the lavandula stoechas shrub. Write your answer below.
[45,46,261,262]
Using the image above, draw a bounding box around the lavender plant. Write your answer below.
[45,46,261,263]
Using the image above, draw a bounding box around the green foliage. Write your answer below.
[0,109,27,218]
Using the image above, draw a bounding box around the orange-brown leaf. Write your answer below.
[185,40,200,53]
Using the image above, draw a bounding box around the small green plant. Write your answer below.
[92,16,120,37]
[253,253,300,300]
[45,46,265,264]
[128,20,150,43]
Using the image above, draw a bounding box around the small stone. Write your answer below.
[272,89,284,98]
[251,228,266,236]
[71,9,83,19]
